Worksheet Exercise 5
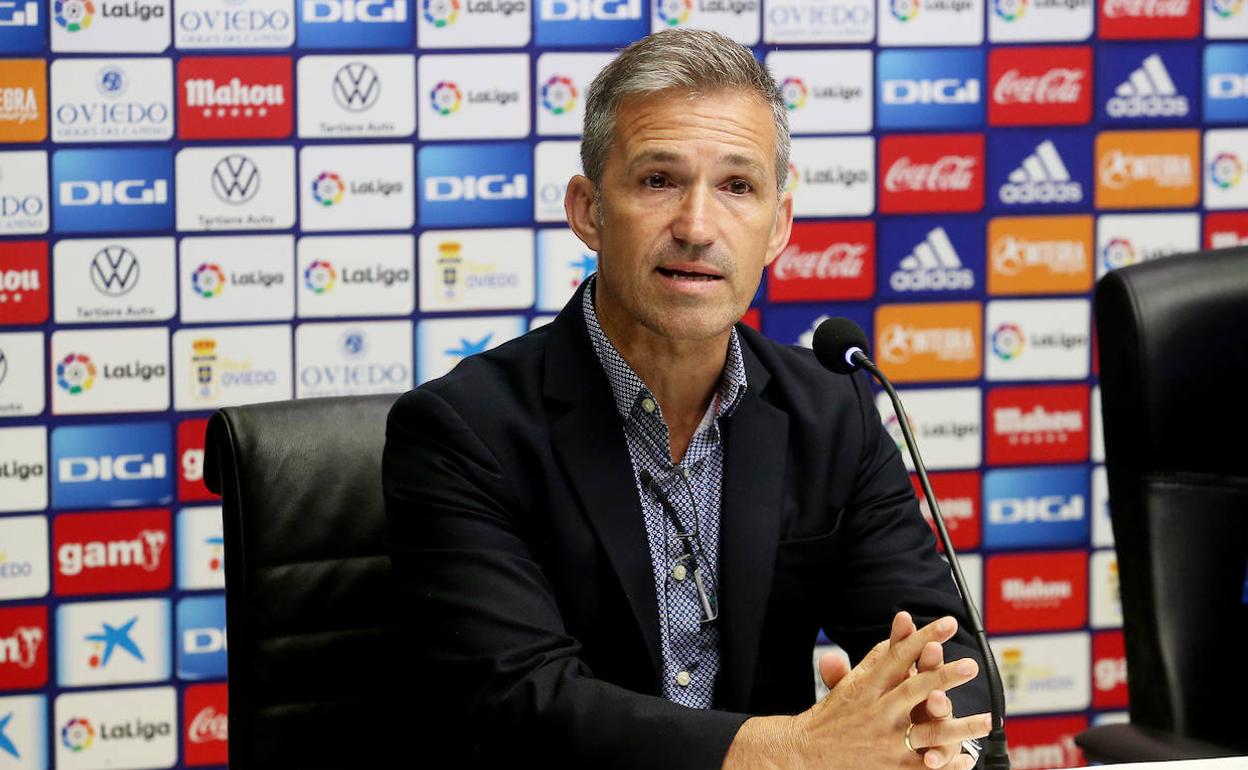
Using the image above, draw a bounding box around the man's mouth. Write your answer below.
[655,266,723,281]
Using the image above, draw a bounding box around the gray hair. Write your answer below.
[581,28,791,199]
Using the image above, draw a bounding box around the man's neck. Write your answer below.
[594,286,729,463]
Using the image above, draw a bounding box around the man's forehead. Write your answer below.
[610,90,777,170]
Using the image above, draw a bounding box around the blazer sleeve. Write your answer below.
[382,387,749,770]
[819,374,994,721]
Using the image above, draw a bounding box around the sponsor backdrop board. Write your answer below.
[3,0,1235,762]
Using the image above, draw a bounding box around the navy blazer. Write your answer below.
[382,280,991,768]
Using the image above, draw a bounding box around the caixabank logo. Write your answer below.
[986,383,1090,465]
[0,0,46,52]
[1205,44,1248,124]
[55,598,172,687]
[176,506,225,590]
[51,58,174,143]
[878,133,983,214]
[178,56,292,139]
[988,131,1091,210]
[766,221,874,302]
[878,216,980,299]
[876,49,984,130]
[535,0,645,45]
[52,509,172,596]
[419,142,531,227]
[297,0,412,47]
[51,422,172,510]
[988,46,1092,126]
[1097,45,1199,125]
[0,695,47,769]
[416,315,526,382]
[52,148,173,233]
[983,465,1090,549]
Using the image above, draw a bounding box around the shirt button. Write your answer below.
[676,670,691,687]
[641,397,656,413]
[680,466,691,480]
[672,564,687,581]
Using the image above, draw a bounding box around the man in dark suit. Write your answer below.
[383,27,993,769]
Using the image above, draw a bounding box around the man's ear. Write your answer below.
[764,190,795,268]
[565,174,603,252]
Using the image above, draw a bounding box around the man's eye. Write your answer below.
[645,174,668,189]
[727,179,752,195]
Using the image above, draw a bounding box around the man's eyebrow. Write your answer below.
[719,152,769,179]
[627,149,685,170]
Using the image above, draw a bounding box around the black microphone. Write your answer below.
[812,317,1011,770]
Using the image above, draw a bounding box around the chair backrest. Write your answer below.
[1096,247,1248,750]
[203,394,404,769]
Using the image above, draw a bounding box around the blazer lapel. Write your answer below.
[544,284,663,681]
[717,338,788,711]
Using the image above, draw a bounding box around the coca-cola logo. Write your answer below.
[993,68,1084,105]
[1103,0,1189,16]
[772,243,866,280]
[884,155,977,192]
[188,706,228,744]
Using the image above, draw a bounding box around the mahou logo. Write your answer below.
[0,240,49,325]
[989,47,1092,126]
[0,605,48,690]
[766,221,874,302]
[911,471,980,551]
[986,551,1088,633]
[184,682,228,766]
[1204,212,1248,249]
[53,508,173,596]
[177,56,293,139]
[1099,0,1199,39]
[987,384,1090,465]
[879,133,984,214]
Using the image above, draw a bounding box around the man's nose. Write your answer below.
[670,184,717,247]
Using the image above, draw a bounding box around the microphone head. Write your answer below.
[812,317,870,375]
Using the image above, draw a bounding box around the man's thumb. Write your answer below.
[818,652,851,690]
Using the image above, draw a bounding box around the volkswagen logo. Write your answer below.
[332,62,381,113]
[90,245,140,297]
[211,154,261,204]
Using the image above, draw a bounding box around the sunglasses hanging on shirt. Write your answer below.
[638,469,719,625]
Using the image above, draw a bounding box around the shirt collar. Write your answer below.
[582,274,748,423]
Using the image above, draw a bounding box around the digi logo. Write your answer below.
[984,465,1090,549]
[419,143,532,227]
[1205,44,1248,123]
[876,50,984,130]
[52,148,174,233]
[535,0,645,46]
[51,422,172,510]
[297,0,413,48]
[176,596,227,680]
[0,0,46,52]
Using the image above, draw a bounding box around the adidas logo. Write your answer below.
[999,140,1084,205]
[890,227,975,292]
[1106,54,1190,118]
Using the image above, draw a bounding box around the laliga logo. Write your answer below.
[780,77,808,111]
[655,0,691,24]
[305,259,337,293]
[62,718,96,752]
[55,0,95,30]
[191,263,226,298]
[1212,0,1242,16]
[422,0,459,24]
[303,0,409,22]
[57,353,97,395]
[430,81,462,115]
[890,0,918,20]
[541,75,578,115]
[993,0,1025,20]
[312,172,345,206]
[991,322,1025,361]
[1210,151,1242,190]
[1101,237,1138,271]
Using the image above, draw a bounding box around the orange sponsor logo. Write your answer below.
[0,60,46,143]
[874,302,982,383]
[987,215,1093,296]
[1094,129,1199,209]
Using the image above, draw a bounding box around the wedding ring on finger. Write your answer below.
[904,723,920,754]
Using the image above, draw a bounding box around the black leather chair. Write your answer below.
[204,394,406,769]
[1077,247,1248,762]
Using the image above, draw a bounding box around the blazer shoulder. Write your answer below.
[736,323,867,410]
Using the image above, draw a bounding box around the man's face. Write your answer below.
[568,88,793,342]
